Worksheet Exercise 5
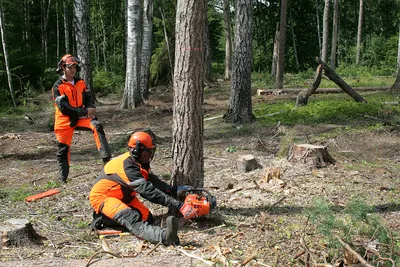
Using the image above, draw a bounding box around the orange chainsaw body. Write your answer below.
[184,193,211,217]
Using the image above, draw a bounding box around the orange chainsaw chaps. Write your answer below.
[184,193,211,218]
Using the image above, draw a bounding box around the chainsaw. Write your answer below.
[177,185,217,218]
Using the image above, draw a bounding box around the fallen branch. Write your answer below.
[241,253,257,266]
[213,244,228,266]
[266,194,289,212]
[180,224,226,237]
[335,235,373,267]
[85,250,121,267]
[177,247,214,266]
[145,241,162,256]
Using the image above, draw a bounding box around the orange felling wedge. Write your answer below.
[25,189,61,202]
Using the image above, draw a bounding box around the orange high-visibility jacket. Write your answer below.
[52,77,94,129]
[90,152,179,214]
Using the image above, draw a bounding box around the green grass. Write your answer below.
[254,92,400,126]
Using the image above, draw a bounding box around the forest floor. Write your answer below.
[0,83,399,267]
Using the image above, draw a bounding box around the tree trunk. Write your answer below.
[0,219,43,248]
[140,0,153,100]
[356,0,363,65]
[289,9,299,71]
[99,4,108,70]
[121,0,142,109]
[204,10,212,83]
[63,0,70,53]
[223,0,232,80]
[315,0,322,55]
[296,64,322,106]
[321,0,330,62]
[397,25,400,71]
[330,0,339,70]
[271,23,279,77]
[74,0,93,93]
[275,0,288,89]
[56,0,60,58]
[172,0,205,188]
[223,0,255,123]
[0,5,16,108]
[317,57,367,103]
[159,7,173,84]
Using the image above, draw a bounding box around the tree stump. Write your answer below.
[288,144,335,168]
[0,219,44,248]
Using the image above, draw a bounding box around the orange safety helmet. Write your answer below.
[56,54,81,74]
[128,132,156,158]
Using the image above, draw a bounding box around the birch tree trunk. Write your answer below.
[172,0,205,187]
[74,0,93,92]
[275,0,288,89]
[321,0,330,62]
[140,0,153,100]
[0,6,16,108]
[330,0,339,70]
[271,23,279,77]
[120,0,142,109]
[356,0,363,65]
[223,0,255,123]
[63,0,70,53]
[315,0,322,55]
[99,3,107,70]
[223,0,232,80]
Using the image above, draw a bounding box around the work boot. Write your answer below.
[162,216,180,246]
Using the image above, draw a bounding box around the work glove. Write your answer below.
[76,107,88,117]
[179,202,198,220]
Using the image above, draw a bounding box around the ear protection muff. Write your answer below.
[131,140,142,158]
[55,55,82,74]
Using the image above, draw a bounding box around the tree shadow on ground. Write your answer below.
[218,202,400,217]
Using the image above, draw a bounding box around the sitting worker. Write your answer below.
[52,54,111,183]
[89,131,195,246]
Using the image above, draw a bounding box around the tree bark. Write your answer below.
[140,0,153,100]
[356,0,363,65]
[63,0,70,53]
[315,0,322,55]
[172,0,205,187]
[321,0,330,63]
[296,64,322,106]
[289,9,299,71]
[288,144,335,168]
[330,0,339,70]
[74,0,93,95]
[223,0,255,123]
[397,25,400,71]
[0,5,16,108]
[275,0,287,89]
[121,0,142,109]
[317,57,367,103]
[223,0,232,80]
[204,10,212,83]
[159,7,173,84]
[271,23,279,78]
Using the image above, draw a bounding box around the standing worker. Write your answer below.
[52,54,111,183]
[89,131,196,245]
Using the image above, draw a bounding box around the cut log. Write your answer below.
[316,57,367,103]
[0,219,44,248]
[288,144,335,168]
[257,86,390,96]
